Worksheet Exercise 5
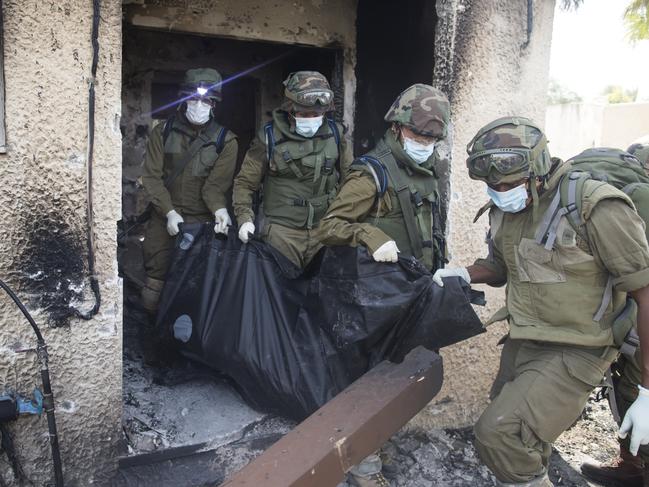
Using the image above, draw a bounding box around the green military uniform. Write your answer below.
[465,119,649,486]
[579,141,649,481]
[142,113,238,280]
[233,72,350,269]
[319,83,450,271]
[319,130,443,269]
[320,84,450,487]
[618,142,649,467]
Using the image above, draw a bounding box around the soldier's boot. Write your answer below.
[140,277,175,366]
[495,474,554,487]
[580,445,644,487]
[348,454,389,487]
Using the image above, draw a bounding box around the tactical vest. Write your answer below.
[353,138,441,270]
[162,116,228,217]
[262,111,342,229]
[487,164,633,347]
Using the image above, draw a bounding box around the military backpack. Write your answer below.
[535,147,647,355]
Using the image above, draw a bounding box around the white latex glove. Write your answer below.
[372,240,399,263]
[433,267,471,287]
[618,384,649,456]
[166,209,184,236]
[213,208,232,235]
[238,222,255,243]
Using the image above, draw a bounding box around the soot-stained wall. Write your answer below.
[0,0,122,485]
[410,0,557,430]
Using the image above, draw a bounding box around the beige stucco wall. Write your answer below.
[412,0,557,430]
[546,102,649,160]
[0,1,122,485]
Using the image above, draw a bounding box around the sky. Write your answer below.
[549,0,649,102]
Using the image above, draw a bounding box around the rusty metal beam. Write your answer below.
[220,346,443,487]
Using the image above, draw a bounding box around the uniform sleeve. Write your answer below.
[232,138,267,225]
[202,136,238,213]
[586,198,649,292]
[473,209,508,285]
[318,171,393,254]
[141,124,173,216]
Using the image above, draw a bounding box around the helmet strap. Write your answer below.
[529,171,540,220]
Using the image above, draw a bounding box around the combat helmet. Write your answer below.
[282,71,334,113]
[466,116,551,185]
[179,68,223,102]
[384,84,450,138]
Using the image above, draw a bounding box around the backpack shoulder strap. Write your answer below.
[534,171,590,250]
[373,142,425,259]
[326,116,341,147]
[351,155,389,199]
[264,121,276,162]
[162,115,176,146]
[215,126,229,155]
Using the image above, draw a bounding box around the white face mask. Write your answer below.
[294,116,323,138]
[185,100,212,125]
[486,183,529,213]
[403,137,436,164]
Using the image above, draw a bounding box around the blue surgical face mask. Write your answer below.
[486,183,529,213]
[403,137,436,164]
[294,116,323,138]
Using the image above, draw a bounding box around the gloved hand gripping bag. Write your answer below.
[157,224,485,420]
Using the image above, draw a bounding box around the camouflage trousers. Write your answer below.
[142,212,212,281]
[612,343,649,464]
[261,221,323,269]
[475,338,618,483]
[141,212,214,314]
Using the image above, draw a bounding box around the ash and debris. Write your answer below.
[122,266,619,486]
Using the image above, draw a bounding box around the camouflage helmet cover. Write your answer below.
[627,142,649,174]
[181,68,223,101]
[466,116,551,184]
[282,71,334,113]
[384,84,450,138]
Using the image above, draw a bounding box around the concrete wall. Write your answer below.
[546,102,649,160]
[411,0,557,430]
[0,1,122,485]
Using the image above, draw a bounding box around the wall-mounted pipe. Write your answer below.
[0,279,64,487]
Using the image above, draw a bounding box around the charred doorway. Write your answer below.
[353,0,449,249]
[120,26,343,286]
[118,25,344,462]
[354,0,437,154]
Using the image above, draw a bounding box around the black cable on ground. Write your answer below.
[0,279,64,487]
[74,0,102,321]
[0,424,29,485]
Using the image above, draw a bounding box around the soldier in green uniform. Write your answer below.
[141,68,238,314]
[580,141,649,487]
[232,71,349,268]
[434,118,649,486]
[319,83,449,271]
[321,84,450,487]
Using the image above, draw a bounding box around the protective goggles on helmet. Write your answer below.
[466,148,532,178]
[292,89,333,107]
